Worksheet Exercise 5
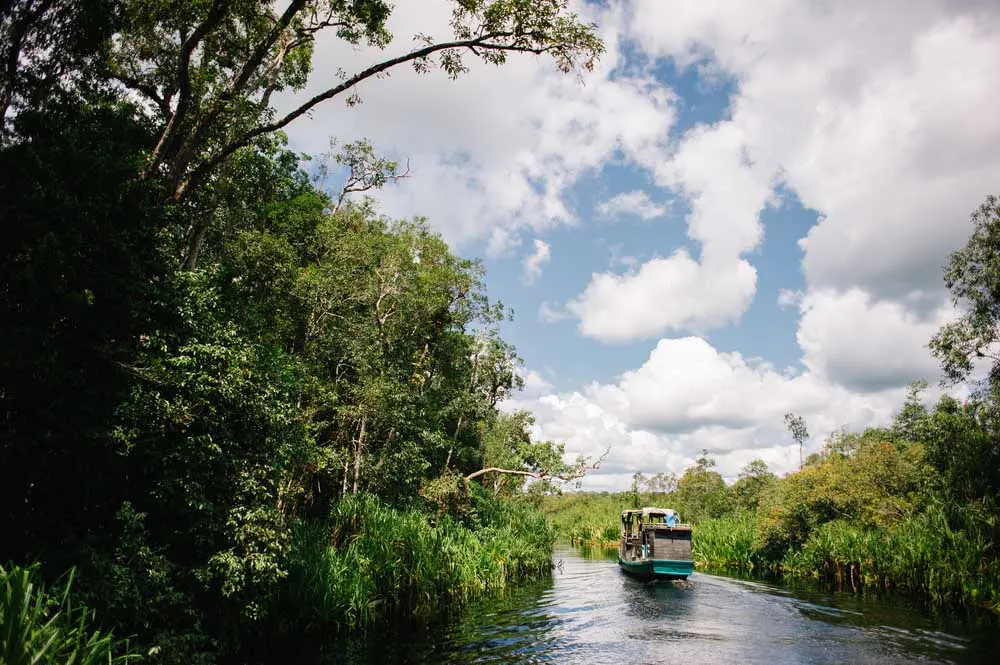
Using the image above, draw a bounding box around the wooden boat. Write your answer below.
[618,507,694,580]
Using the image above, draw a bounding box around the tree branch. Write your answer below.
[109,73,170,118]
[177,30,528,199]
[144,0,229,178]
[465,448,610,483]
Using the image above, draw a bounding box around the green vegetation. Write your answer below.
[281,492,554,632]
[0,2,604,663]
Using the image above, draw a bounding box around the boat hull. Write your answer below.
[618,557,694,580]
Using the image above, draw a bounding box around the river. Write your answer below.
[283,545,999,664]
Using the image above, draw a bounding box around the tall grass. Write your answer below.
[692,505,1000,612]
[542,492,630,548]
[691,513,759,571]
[280,493,555,632]
[0,563,136,665]
[780,504,1000,609]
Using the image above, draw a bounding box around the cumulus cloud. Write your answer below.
[521,239,551,284]
[566,250,757,343]
[567,102,775,343]
[597,190,668,220]
[630,0,1000,298]
[517,367,554,396]
[796,289,955,392]
[503,334,933,488]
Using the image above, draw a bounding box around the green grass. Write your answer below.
[0,563,136,665]
[280,493,555,632]
[691,513,759,571]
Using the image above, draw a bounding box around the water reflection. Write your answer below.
[270,546,998,665]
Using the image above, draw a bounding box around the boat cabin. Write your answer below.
[619,506,692,564]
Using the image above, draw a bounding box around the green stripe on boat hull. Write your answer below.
[618,557,694,580]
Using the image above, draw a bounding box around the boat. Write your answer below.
[618,506,694,580]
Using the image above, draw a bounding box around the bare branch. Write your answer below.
[465,448,610,483]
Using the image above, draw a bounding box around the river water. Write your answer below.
[291,545,999,664]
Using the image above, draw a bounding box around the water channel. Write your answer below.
[284,545,999,664]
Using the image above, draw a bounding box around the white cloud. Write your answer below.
[521,239,551,284]
[796,289,955,392]
[777,288,802,309]
[517,367,554,396]
[566,250,756,343]
[566,100,775,343]
[629,0,1000,299]
[538,301,571,324]
[506,334,959,488]
[597,190,668,220]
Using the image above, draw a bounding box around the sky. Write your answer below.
[279,0,1000,489]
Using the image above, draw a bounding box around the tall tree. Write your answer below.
[784,412,809,470]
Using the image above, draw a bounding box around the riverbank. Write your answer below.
[2,492,556,664]
[546,502,1000,613]
[542,391,1000,614]
[277,493,555,632]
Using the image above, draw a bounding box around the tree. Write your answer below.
[784,412,809,470]
[0,0,118,141]
[647,472,677,495]
[929,194,1000,397]
[675,451,731,522]
[732,459,776,511]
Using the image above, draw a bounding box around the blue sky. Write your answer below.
[283,0,1000,488]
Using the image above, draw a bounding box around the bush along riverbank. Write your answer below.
[544,385,1000,613]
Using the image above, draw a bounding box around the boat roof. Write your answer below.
[621,506,679,518]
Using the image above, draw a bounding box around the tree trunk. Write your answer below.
[352,415,366,493]
[341,455,349,497]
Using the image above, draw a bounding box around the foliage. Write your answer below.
[784,412,809,470]
[675,451,732,523]
[0,563,136,665]
[732,459,776,512]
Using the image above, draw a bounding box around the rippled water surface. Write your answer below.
[293,546,999,664]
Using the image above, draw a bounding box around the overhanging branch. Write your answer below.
[465,448,610,483]
[177,30,544,199]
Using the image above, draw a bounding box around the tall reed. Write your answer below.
[280,493,555,632]
[0,563,136,665]
[691,513,759,571]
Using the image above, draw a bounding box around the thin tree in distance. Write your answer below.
[784,412,809,470]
